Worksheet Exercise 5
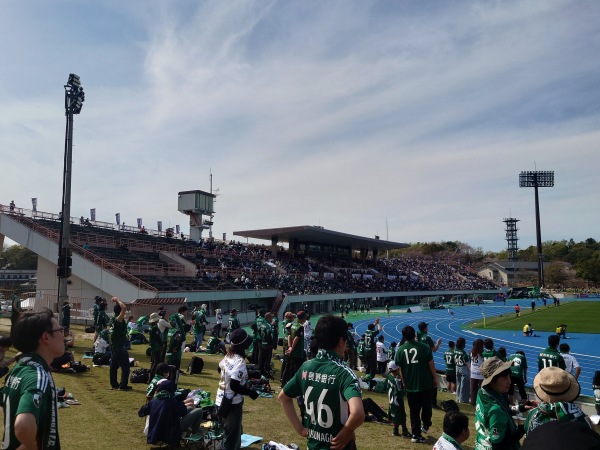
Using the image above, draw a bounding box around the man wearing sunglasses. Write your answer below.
[1,309,65,449]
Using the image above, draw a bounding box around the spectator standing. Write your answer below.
[376,335,387,374]
[454,337,470,403]
[470,339,485,405]
[531,300,536,312]
[344,322,357,370]
[215,329,259,450]
[364,318,382,379]
[433,411,470,450]
[559,343,580,380]
[192,304,209,349]
[394,325,437,444]
[482,338,497,361]
[281,311,308,397]
[213,308,223,337]
[525,366,591,435]
[508,350,529,404]
[61,300,71,336]
[157,309,172,361]
[147,313,163,380]
[279,315,365,450]
[2,310,65,449]
[417,321,442,407]
[515,304,520,317]
[280,312,295,385]
[538,335,566,371]
[109,297,132,391]
[257,312,274,377]
[386,361,411,438]
[227,309,240,342]
[250,309,267,364]
[444,341,457,394]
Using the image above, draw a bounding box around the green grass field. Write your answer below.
[467,301,600,333]
[1,316,598,450]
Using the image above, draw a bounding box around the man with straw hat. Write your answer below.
[524,366,593,435]
[474,357,537,450]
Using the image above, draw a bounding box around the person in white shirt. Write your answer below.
[559,343,581,380]
[376,335,388,374]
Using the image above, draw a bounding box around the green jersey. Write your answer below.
[524,401,590,435]
[538,347,566,370]
[386,346,396,361]
[146,374,164,398]
[508,354,527,380]
[364,329,379,354]
[166,328,183,363]
[148,323,162,353]
[356,339,365,360]
[193,310,208,334]
[417,331,435,349]
[386,372,406,425]
[444,348,456,375]
[110,318,127,349]
[228,315,240,332]
[482,349,497,361]
[454,348,470,367]
[289,320,305,359]
[433,433,465,450]
[475,386,518,450]
[206,336,222,354]
[1,353,60,449]
[394,341,433,392]
[258,319,273,347]
[283,349,362,450]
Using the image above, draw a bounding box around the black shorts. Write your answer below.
[446,373,456,383]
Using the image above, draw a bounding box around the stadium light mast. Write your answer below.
[519,170,554,289]
[57,74,85,319]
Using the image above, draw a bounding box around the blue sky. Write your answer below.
[1,0,599,252]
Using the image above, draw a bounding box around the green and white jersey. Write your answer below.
[482,349,497,361]
[206,337,222,354]
[538,347,566,370]
[356,339,365,359]
[289,321,305,359]
[258,319,273,347]
[228,315,240,332]
[524,401,590,435]
[508,354,527,380]
[417,331,435,349]
[283,349,362,450]
[433,433,465,450]
[444,348,456,374]
[166,328,183,363]
[193,310,208,334]
[386,373,405,407]
[386,346,396,361]
[1,353,60,450]
[146,375,164,398]
[363,329,379,354]
[475,387,518,450]
[394,340,433,392]
[454,348,470,368]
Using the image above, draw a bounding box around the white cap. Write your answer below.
[388,361,399,371]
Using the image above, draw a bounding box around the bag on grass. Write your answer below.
[130,368,150,384]
[441,400,460,412]
[92,353,111,366]
[188,356,204,375]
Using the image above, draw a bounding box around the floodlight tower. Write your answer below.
[519,170,554,288]
[57,74,85,317]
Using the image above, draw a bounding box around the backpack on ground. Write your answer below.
[92,353,111,366]
[362,398,387,422]
[130,368,150,384]
[441,400,460,412]
[85,325,96,333]
[188,356,204,375]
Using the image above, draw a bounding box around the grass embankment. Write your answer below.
[467,301,600,334]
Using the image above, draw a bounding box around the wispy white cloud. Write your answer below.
[1,0,599,251]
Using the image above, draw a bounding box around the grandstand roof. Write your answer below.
[233,226,408,252]
[133,297,187,305]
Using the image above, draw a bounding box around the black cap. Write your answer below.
[418,321,428,331]
[230,329,252,350]
[520,420,600,450]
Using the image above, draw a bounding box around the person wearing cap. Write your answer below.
[524,366,592,435]
[215,328,259,450]
[386,360,411,438]
[192,304,209,350]
[417,321,442,408]
[537,335,566,371]
[279,315,365,450]
[433,411,470,450]
[148,312,164,380]
[364,318,382,379]
[474,357,536,450]
[394,325,437,444]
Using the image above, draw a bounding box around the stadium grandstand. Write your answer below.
[0,202,502,326]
